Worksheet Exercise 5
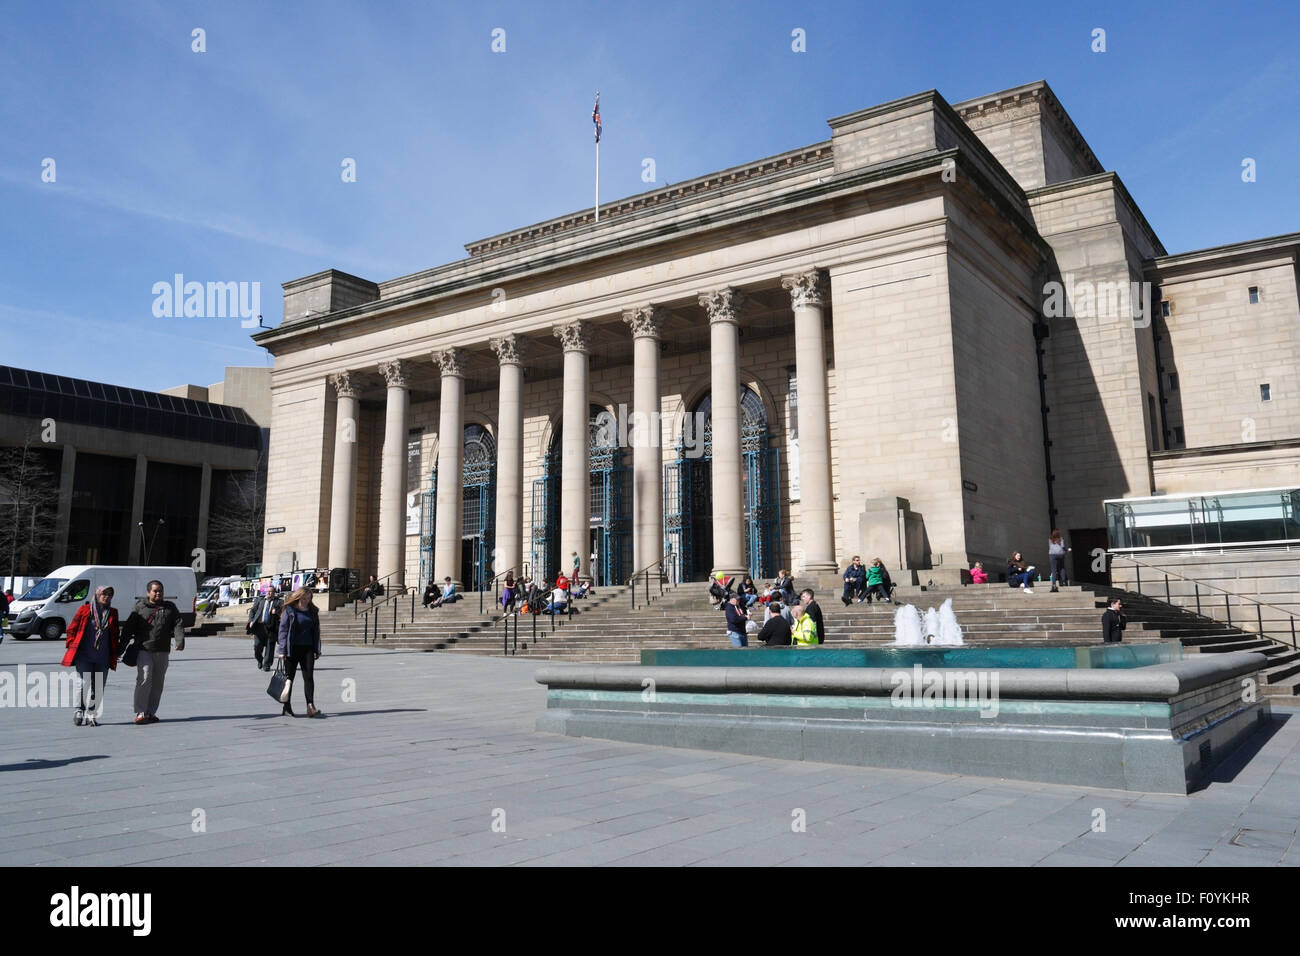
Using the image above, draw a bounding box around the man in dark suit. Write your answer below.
[247,587,283,670]
[800,588,826,644]
[1102,597,1126,643]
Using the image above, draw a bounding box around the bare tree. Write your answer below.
[0,436,60,578]
[206,450,267,575]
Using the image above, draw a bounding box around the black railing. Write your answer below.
[351,570,406,617]
[627,553,671,611]
[1117,555,1297,650]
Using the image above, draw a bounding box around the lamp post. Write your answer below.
[137,518,165,565]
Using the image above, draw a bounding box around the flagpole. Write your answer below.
[593,89,601,222]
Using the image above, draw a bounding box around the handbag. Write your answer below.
[267,662,292,703]
[120,641,139,667]
[266,661,292,704]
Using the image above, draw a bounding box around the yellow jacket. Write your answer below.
[792,615,818,647]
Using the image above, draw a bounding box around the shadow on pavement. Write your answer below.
[0,755,110,772]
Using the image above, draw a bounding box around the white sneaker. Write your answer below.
[1024,588,1034,595]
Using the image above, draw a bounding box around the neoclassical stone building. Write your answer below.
[255,81,1299,590]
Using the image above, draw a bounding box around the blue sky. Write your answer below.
[2,0,1296,392]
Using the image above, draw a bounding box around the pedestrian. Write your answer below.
[276,587,322,717]
[771,569,795,605]
[571,551,581,581]
[1102,597,1126,643]
[545,582,569,616]
[501,572,517,612]
[970,561,988,584]
[1048,530,1070,592]
[1007,552,1037,593]
[724,594,749,648]
[246,586,282,672]
[791,602,819,647]
[757,601,792,646]
[62,585,120,726]
[841,556,866,605]
[360,575,385,604]
[422,579,440,609]
[864,558,892,604]
[122,579,185,725]
[800,588,826,644]
[432,577,460,607]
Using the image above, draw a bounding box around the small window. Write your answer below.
[1261,384,1272,402]
[1173,426,1185,445]
[1249,287,1259,304]
[1167,372,1179,391]
[57,580,91,603]
[1160,300,1171,318]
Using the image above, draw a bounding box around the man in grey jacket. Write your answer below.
[122,580,185,724]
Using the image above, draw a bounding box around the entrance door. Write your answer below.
[1069,528,1110,585]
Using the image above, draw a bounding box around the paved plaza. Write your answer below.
[2,634,1298,867]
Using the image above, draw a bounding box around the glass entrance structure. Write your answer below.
[1105,487,1300,551]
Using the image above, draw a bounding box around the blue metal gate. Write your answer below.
[530,448,560,584]
[743,431,782,579]
[418,470,437,587]
[590,439,630,586]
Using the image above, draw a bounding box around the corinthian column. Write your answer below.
[782,270,836,572]
[327,370,360,570]
[699,288,748,579]
[554,320,591,583]
[376,360,410,586]
[491,335,526,579]
[432,348,465,588]
[623,306,666,575]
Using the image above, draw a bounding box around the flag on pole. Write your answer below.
[592,92,602,143]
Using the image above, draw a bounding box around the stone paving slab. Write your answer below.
[2,635,1298,866]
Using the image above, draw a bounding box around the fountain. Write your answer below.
[893,604,925,645]
[934,598,964,646]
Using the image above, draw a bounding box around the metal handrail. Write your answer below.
[1113,554,1297,648]
[626,551,672,610]
[357,585,413,643]
[350,570,404,615]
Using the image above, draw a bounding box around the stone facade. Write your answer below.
[255,80,1299,589]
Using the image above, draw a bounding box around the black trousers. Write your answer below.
[251,624,275,669]
[284,645,316,705]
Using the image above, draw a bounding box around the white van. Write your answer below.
[7,566,198,641]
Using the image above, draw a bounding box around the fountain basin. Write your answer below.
[535,651,1271,793]
[639,644,1182,669]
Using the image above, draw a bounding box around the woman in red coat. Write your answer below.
[62,586,121,726]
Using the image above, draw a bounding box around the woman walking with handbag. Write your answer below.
[62,586,120,726]
[276,587,322,717]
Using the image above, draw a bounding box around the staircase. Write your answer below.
[1082,584,1300,705]
[319,581,1166,663]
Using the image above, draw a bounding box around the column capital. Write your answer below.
[698,288,746,325]
[781,270,828,309]
[433,348,466,378]
[489,334,527,367]
[378,359,409,389]
[622,305,667,340]
[328,370,359,398]
[553,320,593,353]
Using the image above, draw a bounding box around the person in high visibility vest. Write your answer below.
[791,602,819,647]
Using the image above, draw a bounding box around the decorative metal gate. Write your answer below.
[418,469,437,587]
[530,448,560,584]
[416,426,496,590]
[590,434,631,586]
[664,386,783,581]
